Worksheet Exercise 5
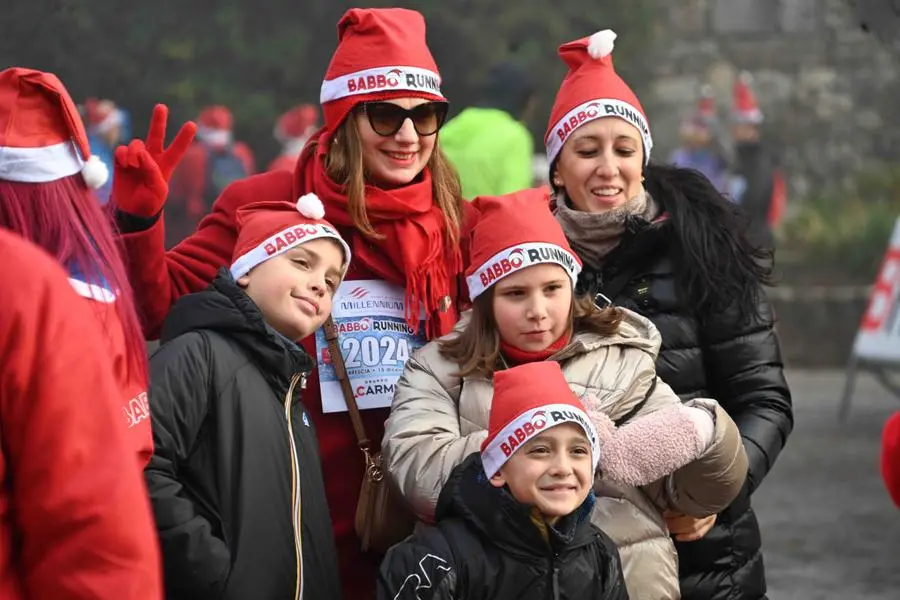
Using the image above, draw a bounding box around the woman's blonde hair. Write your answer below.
[310,111,463,244]
[439,288,623,378]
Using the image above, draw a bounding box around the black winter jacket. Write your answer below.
[572,167,793,600]
[145,271,342,600]
[378,453,629,600]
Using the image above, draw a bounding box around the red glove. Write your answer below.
[112,104,197,218]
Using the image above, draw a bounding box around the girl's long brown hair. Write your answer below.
[439,288,623,378]
[310,111,464,245]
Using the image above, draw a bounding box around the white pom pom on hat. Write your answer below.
[296,193,325,220]
[587,29,617,60]
[81,155,109,190]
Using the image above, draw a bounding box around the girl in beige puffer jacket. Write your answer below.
[383,188,748,600]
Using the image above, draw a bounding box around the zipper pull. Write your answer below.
[300,373,308,390]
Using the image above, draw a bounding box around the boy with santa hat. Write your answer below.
[145,193,349,600]
[379,361,629,600]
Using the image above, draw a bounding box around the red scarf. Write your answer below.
[500,333,570,365]
[295,130,462,338]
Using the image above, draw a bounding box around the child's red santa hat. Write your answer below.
[732,71,763,124]
[465,187,581,300]
[481,361,600,479]
[0,68,109,189]
[319,8,446,135]
[230,193,351,280]
[544,30,653,166]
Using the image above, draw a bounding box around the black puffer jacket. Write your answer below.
[378,453,629,600]
[571,166,792,600]
[145,271,342,600]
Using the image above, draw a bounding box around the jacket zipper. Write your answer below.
[284,372,307,600]
[550,551,560,600]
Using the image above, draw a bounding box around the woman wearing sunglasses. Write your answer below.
[110,8,464,599]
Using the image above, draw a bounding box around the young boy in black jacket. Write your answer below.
[378,361,630,599]
[145,194,350,600]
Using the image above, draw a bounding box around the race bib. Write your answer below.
[315,280,426,413]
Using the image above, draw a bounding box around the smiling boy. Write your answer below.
[378,361,629,600]
[145,194,350,600]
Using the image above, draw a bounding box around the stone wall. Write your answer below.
[631,0,900,199]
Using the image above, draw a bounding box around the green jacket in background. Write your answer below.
[439,107,534,200]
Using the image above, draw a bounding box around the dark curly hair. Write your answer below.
[643,162,775,325]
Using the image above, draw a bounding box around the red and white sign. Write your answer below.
[853,218,900,362]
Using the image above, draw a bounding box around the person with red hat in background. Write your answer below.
[268,103,320,173]
[84,97,128,204]
[0,67,173,473]
[146,193,348,599]
[541,30,792,600]
[668,85,729,194]
[166,105,256,247]
[727,71,787,251]
[110,8,466,597]
[385,187,748,599]
[882,412,900,508]
[0,75,161,599]
[381,361,630,600]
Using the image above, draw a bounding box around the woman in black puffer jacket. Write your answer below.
[543,28,792,600]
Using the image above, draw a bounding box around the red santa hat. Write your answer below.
[481,361,600,479]
[680,85,718,135]
[197,105,234,147]
[319,8,446,134]
[0,68,109,189]
[84,97,124,135]
[544,30,652,166]
[732,71,763,124]
[275,104,320,142]
[465,188,581,300]
[230,193,352,280]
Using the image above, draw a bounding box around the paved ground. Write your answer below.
[754,369,900,599]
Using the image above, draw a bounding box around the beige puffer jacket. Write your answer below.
[384,309,748,600]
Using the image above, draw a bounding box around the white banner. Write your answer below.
[853,217,900,362]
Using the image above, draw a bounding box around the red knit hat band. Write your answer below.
[480,362,599,479]
[466,242,581,300]
[320,8,444,133]
[545,98,652,166]
[230,194,351,280]
[544,30,652,166]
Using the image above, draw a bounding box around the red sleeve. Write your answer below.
[118,170,294,339]
[234,141,256,176]
[0,233,162,599]
[882,412,900,508]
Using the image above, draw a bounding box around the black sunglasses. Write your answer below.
[359,101,449,137]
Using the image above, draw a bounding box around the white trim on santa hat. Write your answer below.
[230,223,351,280]
[482,402,600,479]
[0,140,84,183]
[466,241,581,300]
[545,98,653,165]
[320,65,444,103]
[92,108,124,136]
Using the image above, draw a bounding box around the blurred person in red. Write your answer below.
[167,105,255,246]
[882,412,900,507]
[0,229,161,600]
[0,67,161,471]
[727,72,787,250]
[268,103,320,173]
[84,97,127,204]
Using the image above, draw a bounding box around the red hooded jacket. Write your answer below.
[0,231,161,600]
